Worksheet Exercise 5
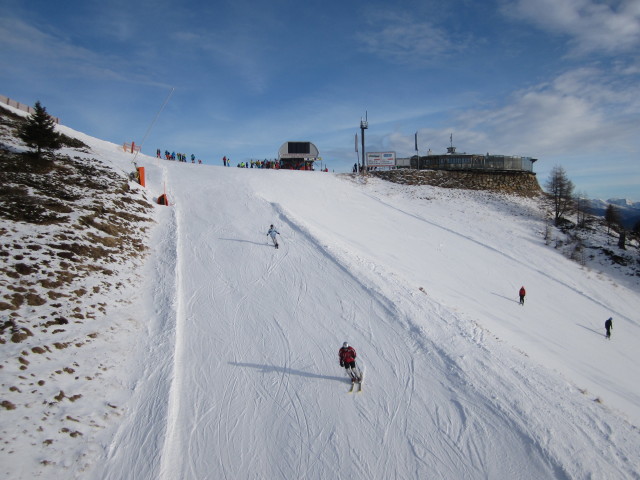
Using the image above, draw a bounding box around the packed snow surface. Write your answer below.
[104,156,640,479]
[2,118,639,479]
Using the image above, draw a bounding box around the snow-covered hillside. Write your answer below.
[2,109,640,479]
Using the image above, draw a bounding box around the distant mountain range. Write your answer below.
[588,198,640,229]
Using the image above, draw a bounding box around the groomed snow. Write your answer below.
[101,153,640,479]
[2,116,639,479]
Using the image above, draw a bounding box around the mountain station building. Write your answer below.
[278,141,319,170]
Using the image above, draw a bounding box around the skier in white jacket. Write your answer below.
[267,224,280,249]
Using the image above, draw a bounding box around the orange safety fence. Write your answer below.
[123,141,141,153]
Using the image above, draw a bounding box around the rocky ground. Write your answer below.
[0,104,156,473]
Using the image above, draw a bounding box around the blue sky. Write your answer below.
[1,0,639,200]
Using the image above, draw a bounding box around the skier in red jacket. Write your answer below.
[519,286,526,305]
[339,342,361,383]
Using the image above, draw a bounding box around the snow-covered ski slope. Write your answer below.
[94,150,639,479]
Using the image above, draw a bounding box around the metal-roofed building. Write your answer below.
[278,141,319,170]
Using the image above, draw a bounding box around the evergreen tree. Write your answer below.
[18,101,61,159]
[545,166,575,226]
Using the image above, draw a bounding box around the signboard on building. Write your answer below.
[279,153,317,159]
[367,151,396,167]
[278,141,319,160]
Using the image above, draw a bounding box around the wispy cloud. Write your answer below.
[0,17,87,62]
[453,64,640,156]
[502,0,640,55]
[0,17,170,89]
[372,62,640,161]
[356,9,472,65]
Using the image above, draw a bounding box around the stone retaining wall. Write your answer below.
[370,169,542,196]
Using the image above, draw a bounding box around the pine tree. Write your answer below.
[18,101,61,160]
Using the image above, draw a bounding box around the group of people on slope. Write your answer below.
[224,156,280,169]
[157,149,201,164]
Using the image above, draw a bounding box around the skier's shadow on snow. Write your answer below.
[229,362,346,383]
[218,238,273,247]
[576,324,605,337]
[491,292,521,304]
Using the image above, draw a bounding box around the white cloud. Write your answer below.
[450,63,640,157]
[502,0,640,55]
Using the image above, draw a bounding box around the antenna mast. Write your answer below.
[360,111,368,174]
[447,132,456,154]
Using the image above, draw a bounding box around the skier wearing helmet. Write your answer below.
[339,342,361,383]
[267,224,280,249]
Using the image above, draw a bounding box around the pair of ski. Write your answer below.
[348,380,363,393]
[348,372,363,393]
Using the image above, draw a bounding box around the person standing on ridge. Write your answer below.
[267,224,280,249]
[605,317,613,339]
[519,286,526,305]
[339,342,361,383]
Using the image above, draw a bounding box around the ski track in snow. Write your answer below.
[3,109,637,479]
[103,164,638,480]
[92,204,180,480]
[266,174,640,424]
[41,149,634,480]
[358,188,619,315]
